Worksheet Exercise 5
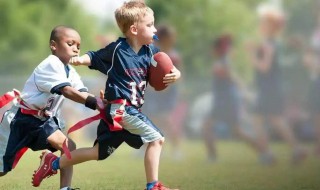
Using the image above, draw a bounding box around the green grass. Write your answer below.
[0,140,319,190]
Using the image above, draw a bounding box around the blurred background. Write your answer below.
[1,0,320,189]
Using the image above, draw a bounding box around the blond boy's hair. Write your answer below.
[115,1,153,34]
[257,3,285,24]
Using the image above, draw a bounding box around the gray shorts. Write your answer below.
[95,103,164,160]
[110,103,164,143]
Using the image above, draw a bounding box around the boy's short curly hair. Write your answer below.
[115,1,153,34]
[49,25,76,42]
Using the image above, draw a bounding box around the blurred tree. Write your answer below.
[0,0,99,75]
[148,0,264,95]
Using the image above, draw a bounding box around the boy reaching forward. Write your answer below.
[0,25,103,190]
[32,1,181,190]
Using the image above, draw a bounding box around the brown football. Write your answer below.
[149,52,174,91]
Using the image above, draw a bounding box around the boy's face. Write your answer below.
[50,29,81,64]
[259,17,284,37]
[136,11,157,45]
[157,33,176,50]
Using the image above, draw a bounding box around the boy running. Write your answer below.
[0,25,103,190]
[32,1,180,190]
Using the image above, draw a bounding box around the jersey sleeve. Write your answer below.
[87,42,117,75]
[34,58,71,94]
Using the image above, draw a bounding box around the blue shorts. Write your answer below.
[0,106,60,173]
[211,83,241,126]
[95,103,164,160]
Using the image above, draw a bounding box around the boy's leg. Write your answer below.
[144,138,164,183]
[32,140,100,187]
[270,115,307,164]
[117,105,178,189]
[59,144,99,168]
[252,114,276,165]
[33,119,126,187]
[270,116,296,148]
[202,118,216,161]
[49,118,127,168]
[234,121,269,154]
[47,130,75,189]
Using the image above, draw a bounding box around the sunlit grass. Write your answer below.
[0,140,319,190]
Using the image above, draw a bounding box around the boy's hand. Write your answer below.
[96,97,105,110]
[163,67,181,86]
[97,90,108,110]
[69,56,84,66]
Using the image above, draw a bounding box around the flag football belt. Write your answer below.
[0,89,28,170]
[0,89,20,108]
[19,100,51,117]
[62,99,131,159]
[0,89,50,118]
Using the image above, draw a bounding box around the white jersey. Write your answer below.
[19,55,88,119]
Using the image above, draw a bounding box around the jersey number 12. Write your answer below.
[129,81,146,106]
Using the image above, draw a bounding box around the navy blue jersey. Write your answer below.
[255,40,283,92]
[87,38,160,108]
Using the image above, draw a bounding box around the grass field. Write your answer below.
[0,140,319,190]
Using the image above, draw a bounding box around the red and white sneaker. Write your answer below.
[32,151,58,187]
[145,182,179,190]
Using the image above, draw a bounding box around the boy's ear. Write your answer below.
[50,40,57,51]
[129,24,138,35]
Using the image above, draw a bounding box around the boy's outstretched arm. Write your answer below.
[69,54,92,66]
[163,66,181,86]
[60,86,104,110]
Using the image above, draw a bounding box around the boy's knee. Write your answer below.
[151,137,165,146]
[0,172,7,177]
[159,137,165,145]
[67,139,77,151]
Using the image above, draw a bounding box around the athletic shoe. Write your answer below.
[32,151,58,187]
[145,182,179,190]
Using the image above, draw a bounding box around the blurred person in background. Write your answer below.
[143,24,186,160]
[302,11,320,158]
[247,4,307,165]
[202,34,265,162]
